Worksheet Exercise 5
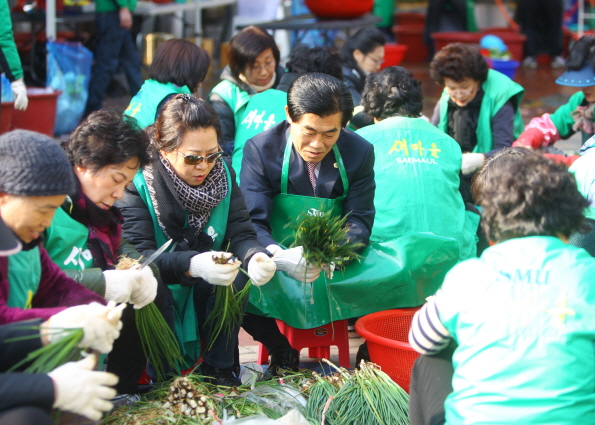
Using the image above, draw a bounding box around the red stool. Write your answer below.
[257,319,351,368]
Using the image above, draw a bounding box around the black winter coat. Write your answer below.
[117,158,267,287]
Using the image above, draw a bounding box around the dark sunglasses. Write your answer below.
[177,150,224,165]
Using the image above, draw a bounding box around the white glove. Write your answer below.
[269,245,322,283]
[44,301,125,353]
[103,269,142,303]
[10,78,28,111]
[189,251,240,286]
[129,267,158,309]
[247,252,276,286]
[461,153,485,175]
[48,355,118,421]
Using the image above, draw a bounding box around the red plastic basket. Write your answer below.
[355,308,421,392]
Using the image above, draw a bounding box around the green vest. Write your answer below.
[438,69,525,153]
[133,163,232,368]
[246,136,461,328]
[44,205,94,271]
[210,79,251,138]
[233,89,287,182]
[125,79,191,129]
[357,116,479,260]
[7,247,42,309]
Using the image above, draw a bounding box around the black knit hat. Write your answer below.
[0,130,75,196]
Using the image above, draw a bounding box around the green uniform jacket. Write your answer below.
[437,69,525,153]
[95,0,137,13]
[0,0,23,81]
[125,79,191,129]
[357,116,478,260]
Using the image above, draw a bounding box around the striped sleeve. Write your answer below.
[408,295,451,355]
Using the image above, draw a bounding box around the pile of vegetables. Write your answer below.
[103,360,409,425]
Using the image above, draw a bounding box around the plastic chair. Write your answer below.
[257,319,351,368]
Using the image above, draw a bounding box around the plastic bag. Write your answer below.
[46,41,93,135]
[1,74,13,102]
[223,409,310,425]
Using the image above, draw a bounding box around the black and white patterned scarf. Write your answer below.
[143,152,228,242]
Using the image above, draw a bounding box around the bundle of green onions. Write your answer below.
[292,210,363,272]
[116,256,182,381]
[204,252,252,351]
[7,327,84,373]
[325,360,409,425]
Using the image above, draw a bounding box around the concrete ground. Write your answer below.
[103,59,584,369]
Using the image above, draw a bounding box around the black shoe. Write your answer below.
[355,342,370,367]
[266,348,299,377]
[201,363,241,387]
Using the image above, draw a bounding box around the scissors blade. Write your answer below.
[139,239,173,270]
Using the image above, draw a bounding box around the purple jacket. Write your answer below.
[0,247,105,325]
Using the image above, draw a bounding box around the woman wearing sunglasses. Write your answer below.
[430,43,525,204]
[117,94,276,386]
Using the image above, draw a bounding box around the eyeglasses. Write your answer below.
[248,60,276,73]
[366,55,384,66]
[177,150,224,165]
[445,86,475,97]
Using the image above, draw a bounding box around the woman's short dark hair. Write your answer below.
[565,35,595,71]
[228,26,280,80]
[149,39,211,93]
[430,43,489,85]
[361,66,423,120]
[286,44,343,80]
[153,94,222,153]
[340,27,386,70]
[287,73,354,127]
[66,109,150,172]
[479,151,589,242]
[471,147,533,203]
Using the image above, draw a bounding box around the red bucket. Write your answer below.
[11,88,61,137]
[380,43,408,69]
[355,307,421,392]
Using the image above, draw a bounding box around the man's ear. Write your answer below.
[285,105,292,124]
[353,49,365,64]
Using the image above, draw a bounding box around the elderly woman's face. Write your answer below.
[75,158,140,210]
[244,48,276,89]
[444,77,480,107]
[160,127,222,186]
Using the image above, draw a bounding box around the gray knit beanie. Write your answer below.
[0,130,75,196]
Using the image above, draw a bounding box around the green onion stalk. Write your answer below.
[292,209,363,273]
[135,303,183,382]
[7,327,84,373]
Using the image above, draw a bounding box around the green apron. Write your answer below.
[7,247,42,309]
[233,89,287,182]
[44,205,94,271]
[247,137,461,328]
[210,79,252,140]
[133,163,232,369]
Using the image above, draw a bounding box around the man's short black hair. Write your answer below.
[361,66,423,120]
[479,151,589,242]
[287,73,353,127]
[66,109,150,172]
[286,45,343,80]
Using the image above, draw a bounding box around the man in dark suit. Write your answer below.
[239,73,375,375]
